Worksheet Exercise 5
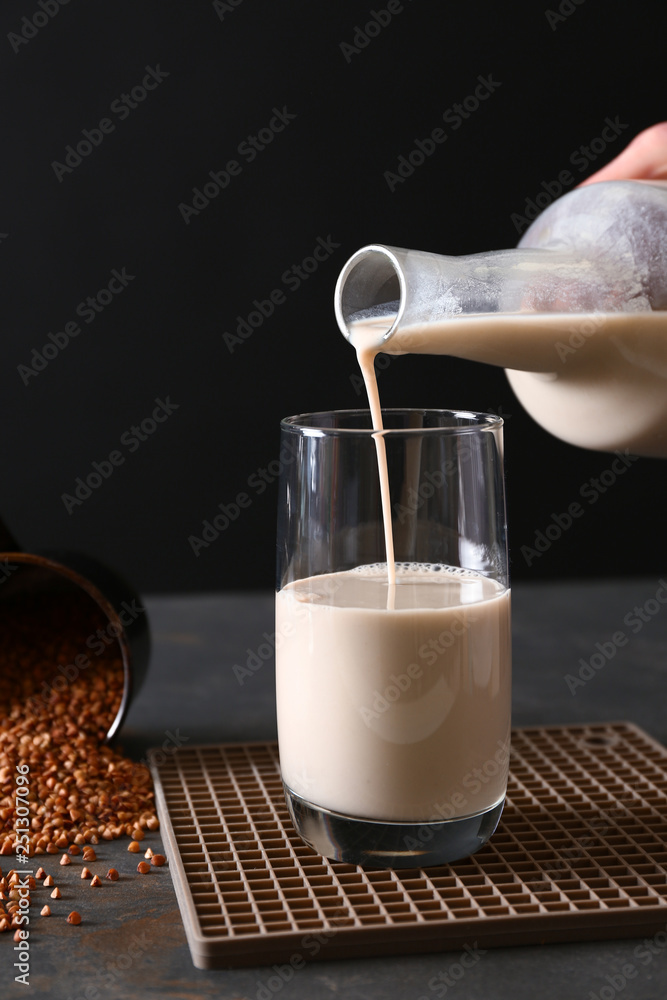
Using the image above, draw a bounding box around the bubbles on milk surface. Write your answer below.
[288,563,500,611]
[350,561,478,578]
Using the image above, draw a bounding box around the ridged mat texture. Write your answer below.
[150,723,667,968]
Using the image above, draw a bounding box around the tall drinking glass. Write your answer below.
[275,409,511,868]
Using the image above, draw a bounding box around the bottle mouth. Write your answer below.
[334,245,405,342]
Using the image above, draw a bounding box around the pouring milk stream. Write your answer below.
[275,179,665,836]
[337,179,667,600]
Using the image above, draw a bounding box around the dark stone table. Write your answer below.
[4,579,667,999]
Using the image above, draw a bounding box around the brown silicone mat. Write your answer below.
[150,722,667,968]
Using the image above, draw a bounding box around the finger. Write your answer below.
[579,122,667,185]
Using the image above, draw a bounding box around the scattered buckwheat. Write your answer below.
[0,591,158,854]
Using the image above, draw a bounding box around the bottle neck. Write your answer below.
[335,243,650,363]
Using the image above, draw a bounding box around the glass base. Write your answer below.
[284,783,505,869]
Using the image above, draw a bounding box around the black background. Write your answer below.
[1,0,665,593]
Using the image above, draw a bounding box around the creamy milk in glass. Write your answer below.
[276,320,511,824]
[276,564,510,821]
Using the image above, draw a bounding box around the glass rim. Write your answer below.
[280,407,503,437]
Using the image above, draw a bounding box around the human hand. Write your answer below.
[580,122,667,185]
